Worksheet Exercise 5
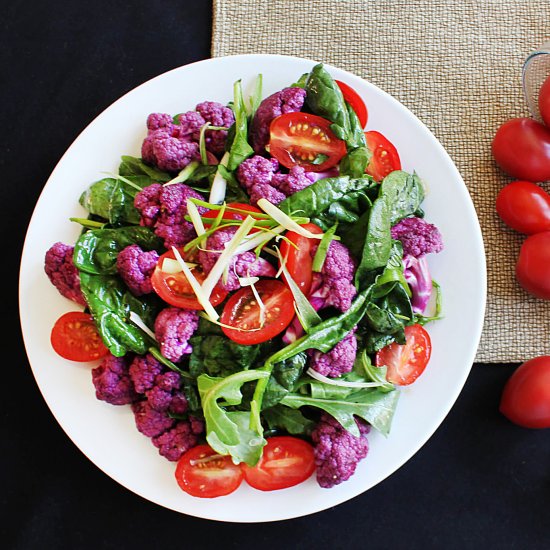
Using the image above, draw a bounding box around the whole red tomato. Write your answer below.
[515,231,550,300]
[500,356,550,429]
[539,74,550,127]
[491,117,550,181]
[495,180,550,234]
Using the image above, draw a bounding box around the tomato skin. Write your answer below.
[375,324,432,386]
[364,131,401,181]
[491,117,550,181]
[499,356,550,429]
[335,80,368,128]
[268,112,347,172]
[202,202,263,233]
[240,436,315,491]
[496,180,550,234]
[279,223,323,295]
[151,249,228,310]
[515,231,550,300]
[220,279,295,345]
[175,445,244,498]
[50,311,109,362]
[539,74,550,127]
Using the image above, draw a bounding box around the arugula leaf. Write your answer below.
[281,385,400,437]
[197,370,270,465]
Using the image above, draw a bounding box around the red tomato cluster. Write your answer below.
[492,74,550,301]
[492,73,550,431]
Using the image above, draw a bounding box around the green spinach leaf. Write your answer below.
[74,226,162,275]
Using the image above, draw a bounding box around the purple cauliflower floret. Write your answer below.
[116,244,159,296]
[195,101,235,156]
[309,240,357,312]
[152,135,200,173]
[154,307,199,362]
[145,371,185,412]
[44,242,86,306]
[391,217,443,258]
[403,254,433,314]
[198,227,277,291]
[308,328,358,377]
[129,353,164,394]
[152,417,204,462]
[134,183,207,248]
[146,113,174,132]
[236,155,316,205]
[92,354,138,406]
[176,110,206,139]
[250,87,306,152]
[132,400,175,438]
[311,414,370,488]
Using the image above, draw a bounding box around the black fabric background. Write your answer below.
[3,1,549,548]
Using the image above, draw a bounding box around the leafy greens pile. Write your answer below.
[70,63,440,468]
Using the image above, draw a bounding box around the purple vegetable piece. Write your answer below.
[391,217,443,258]
[236,154,316,204]
[146,113,174,132]
[198,227,276,291]
[154,307,199,362]
[311,414,370,488]
[308,328,358,378]
[309,240,357,312]
[134,183,207,248]
[176,110,206,140]
[250,87,307,152]
[146,371,186,412]
[129,353,164,394]
[403,254,433,314]
[152,419,203,462]
[91,354,138,406]
[196,100,235,156]
[272,165,316,195]
[116,244,159,296]
[132,400,175,438]
[44,242,86,306]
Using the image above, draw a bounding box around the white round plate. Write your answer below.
[19,54,486,523]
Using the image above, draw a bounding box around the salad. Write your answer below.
[44,63,443,498]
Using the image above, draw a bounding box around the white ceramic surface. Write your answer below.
[19,54,486,523]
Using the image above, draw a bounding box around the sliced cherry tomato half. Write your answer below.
[240,436,315,491]
[268,112,347,172]
[175,445,244,498]
[202,202,263,234]
[50,311,109,362]
[151,248,228,310]
[375,324,432,386]
[364,130,401,182]
[335,80,368,128]
[220,279,294,345]
[279,222,323,295]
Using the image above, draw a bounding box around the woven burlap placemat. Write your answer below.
[211,0,550,363]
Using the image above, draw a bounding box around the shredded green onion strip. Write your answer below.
[164,161,200,186]
[312,223,338,272]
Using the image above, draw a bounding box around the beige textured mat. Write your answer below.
[212,0,550,363]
